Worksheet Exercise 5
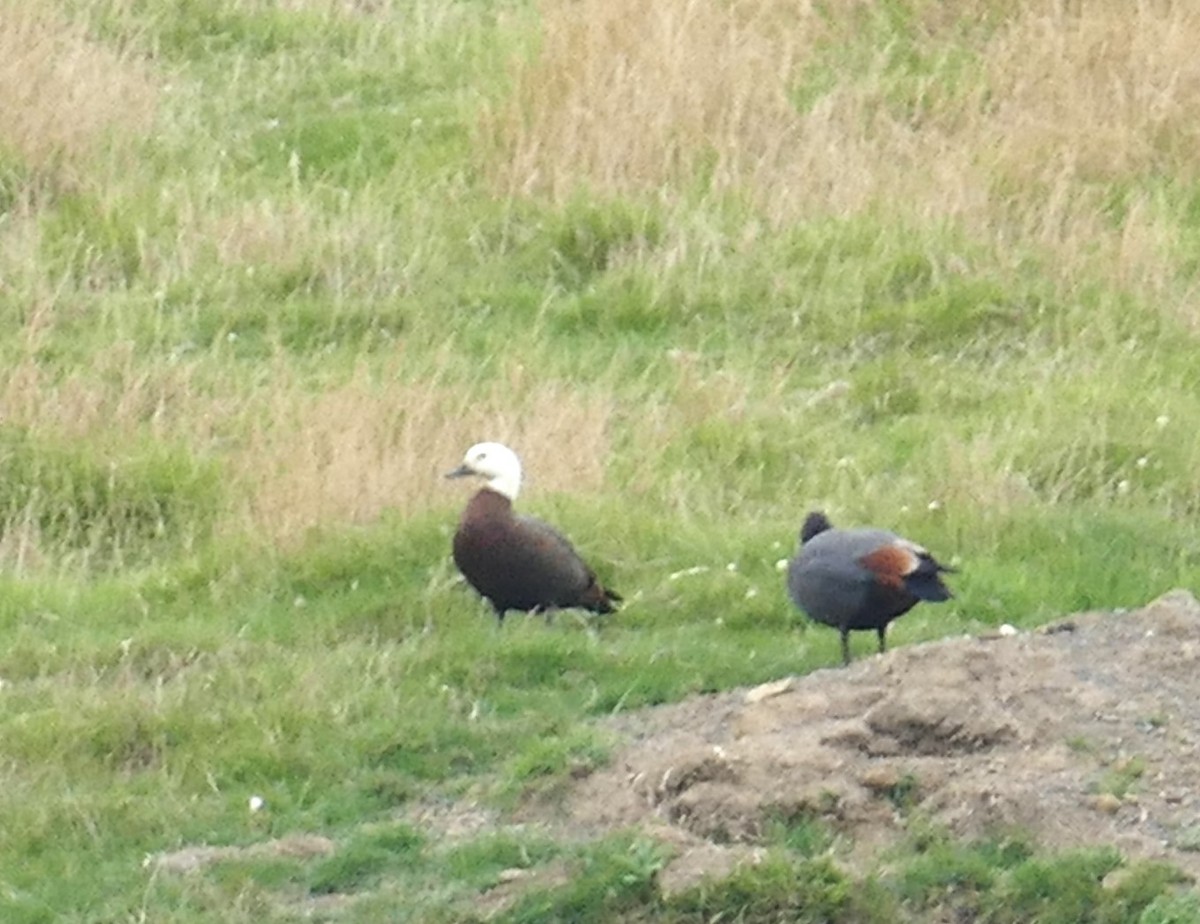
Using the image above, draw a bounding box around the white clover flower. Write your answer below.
[668,565,709,581]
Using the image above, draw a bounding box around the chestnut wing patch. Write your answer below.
[858,543,921,589]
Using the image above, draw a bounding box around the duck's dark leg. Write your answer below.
[877,626,887,654]
[840,629,852,666]
[491,602,507,625]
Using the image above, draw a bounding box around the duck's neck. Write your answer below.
[486,470,520,502]
[465,488,515,521]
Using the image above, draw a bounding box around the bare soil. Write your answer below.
[529,589,1200,894]
[157,591,1200,911]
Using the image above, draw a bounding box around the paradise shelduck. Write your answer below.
[445,442,621,623]
[787,510,955,666]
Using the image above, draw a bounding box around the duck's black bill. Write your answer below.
[445,465,473,479]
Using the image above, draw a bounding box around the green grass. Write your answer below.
[3,0,1200,919]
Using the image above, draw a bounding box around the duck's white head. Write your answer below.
[445,442,523,501]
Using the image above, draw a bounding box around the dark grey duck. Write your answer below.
[787,511,955,665]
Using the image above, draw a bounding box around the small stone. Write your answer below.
[859,766,902,793]
[744,677,793,704]
[1092,793,1122,814]
[1102,867,1138,890]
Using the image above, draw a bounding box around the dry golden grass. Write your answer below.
[0,0,158,177]
[226,367,616,542]
[0,343,616,548]
[221,0,392,14]
[480,0,976,212]
[87,0,375,20]
[0,347,206,443]
[479,0,809,201]
[484,0,1200,290]
[981,1,1200,185]
[960,1,1200,291]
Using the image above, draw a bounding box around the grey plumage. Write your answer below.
[787,511,954,665]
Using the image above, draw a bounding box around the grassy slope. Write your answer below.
[2,0,1200,920]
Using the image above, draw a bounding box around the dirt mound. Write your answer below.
[549,590,1200,893]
